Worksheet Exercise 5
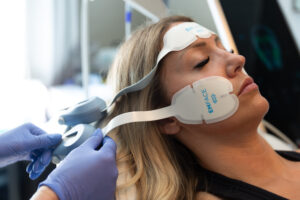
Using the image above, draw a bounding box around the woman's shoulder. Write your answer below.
[196,192,223,200]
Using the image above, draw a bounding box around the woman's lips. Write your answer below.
[239,82,258,96]
[238,78,258,96]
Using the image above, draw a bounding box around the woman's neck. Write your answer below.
[179,128,291,187]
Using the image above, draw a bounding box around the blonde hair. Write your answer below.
[105,16,202,200]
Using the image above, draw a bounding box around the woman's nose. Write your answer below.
[225,53,246,78]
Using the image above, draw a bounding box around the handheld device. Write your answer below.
[52,97,107,164]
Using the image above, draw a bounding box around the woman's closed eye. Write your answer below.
[194,57,210,69]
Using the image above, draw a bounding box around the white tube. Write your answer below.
[81,0,90,98]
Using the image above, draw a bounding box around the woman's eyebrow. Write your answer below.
[185,35,220,51]
[179,35,220,59]
[179,42,206,59]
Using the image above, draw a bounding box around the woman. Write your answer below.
[105,16,300,200]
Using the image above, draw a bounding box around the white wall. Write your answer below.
[27,0,80,86]
[25,0,218,86]
[0,1,27,84]
[168,0,217,32]
[89,0,147,47]
[88,0,300,53]
[88,0,217,47]
[26,0,55,86]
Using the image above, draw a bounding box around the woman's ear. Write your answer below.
[158,117,181,135]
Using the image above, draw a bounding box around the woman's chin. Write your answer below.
[233,95,270,127]
[239,91,269,114]
[181,94,270,135]
[212,96,269,132]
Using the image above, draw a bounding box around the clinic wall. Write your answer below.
[89,0,217,48]
[89,0,124,48]
[27,0,218,86]
[168,0,217,32]
[27,0,80,86]
[89,0,147,48]
[27,0,55,86]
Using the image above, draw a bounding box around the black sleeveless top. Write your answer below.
[196,151,300,200]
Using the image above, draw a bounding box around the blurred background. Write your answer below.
[0,0,299,199]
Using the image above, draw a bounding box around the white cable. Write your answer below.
[262,119,298,150]
[102,106,174,136]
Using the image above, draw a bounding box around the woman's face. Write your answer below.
[159,23,269,135]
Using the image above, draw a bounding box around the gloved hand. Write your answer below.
[0,123,62,180]
[40,129,118,200]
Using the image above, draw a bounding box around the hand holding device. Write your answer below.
[40,129,118,200]
[0,123,62,179]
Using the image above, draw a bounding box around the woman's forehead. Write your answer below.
[170,34,219,60]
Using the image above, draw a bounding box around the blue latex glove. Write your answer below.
[0,123,62,179]
[40,129,118,200]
